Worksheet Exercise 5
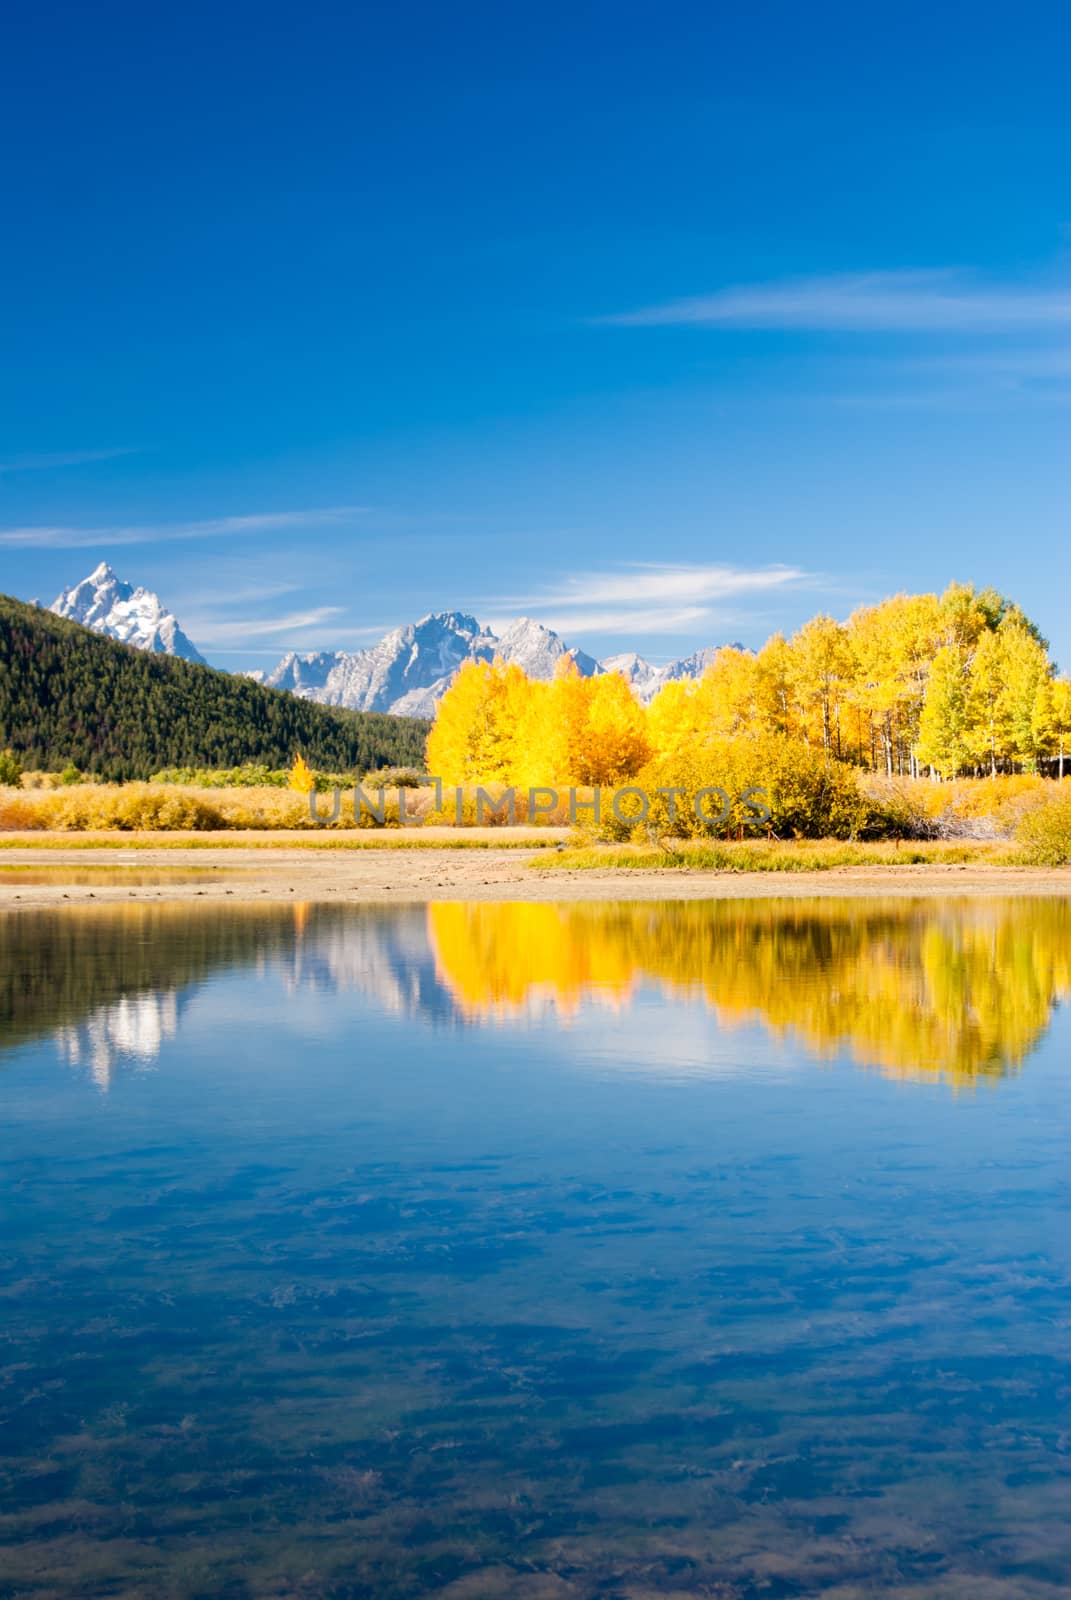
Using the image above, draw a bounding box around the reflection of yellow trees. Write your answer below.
[428,899,1071,1083]
[430,903,640,1020]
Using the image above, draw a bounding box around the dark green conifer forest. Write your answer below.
[0,595,429,779]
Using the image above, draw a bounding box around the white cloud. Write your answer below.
[488,605,713,636]
[513,563,806,609]
[599,270,1071,332]
[484,563,811,637]
[181,606,347,644]
[0,506,367,549]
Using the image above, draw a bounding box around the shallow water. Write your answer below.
[1,898,1070,1598]
[0,863,244,886]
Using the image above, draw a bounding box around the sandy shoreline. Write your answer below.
[1,840,1069,909]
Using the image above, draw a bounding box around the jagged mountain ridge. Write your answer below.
[263,615,726,715]
[46,564,743,716]
[50,562,206,665]
[264,614,605,717]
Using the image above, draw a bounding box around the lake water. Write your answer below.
[2,898,1070,1598]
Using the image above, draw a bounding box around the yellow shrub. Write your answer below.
[40,784,226,831]
[619,735,870,841]
[1016,788,1071,865]
[0,790,47,830]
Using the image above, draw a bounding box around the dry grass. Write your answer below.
[0,781,579,834]
[534,838,1019,873]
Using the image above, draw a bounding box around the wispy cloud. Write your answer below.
[0,447,137,474]
[0,506,367,550]
[519,563,806,608]
[491,606,714,636]
[180,606,348,645]
[599,271,1071,332]
[487,563,810,636]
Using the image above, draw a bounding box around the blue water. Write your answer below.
[1,899,1069,1598]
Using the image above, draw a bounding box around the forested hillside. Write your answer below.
[0,595,429,779]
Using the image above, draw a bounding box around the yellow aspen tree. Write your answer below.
[789,615,853,757]
[426,659,528,784]
[966,627,1009,776]
[288,754,316,794]
[581,670,651,784]
[1051,679,1071,781]
[1031,676,1057,773]
[754,633,799,738]
[647,678,704,764]
[693,647,759,736]
[847,600,907,773]
[915,645,971,779]
[998,621,1051,771]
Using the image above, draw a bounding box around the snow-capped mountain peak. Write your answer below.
[493,616,599,680]
[50,564,206,665]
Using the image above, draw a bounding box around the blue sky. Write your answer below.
[2,0,1070,670]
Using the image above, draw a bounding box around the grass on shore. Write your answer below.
[0,830,559,851]
[531,838,1026,872]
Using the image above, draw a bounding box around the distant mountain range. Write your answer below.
[47,564,741,716]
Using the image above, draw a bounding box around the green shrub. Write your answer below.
[361,766,428,789]
[0,748,23,786]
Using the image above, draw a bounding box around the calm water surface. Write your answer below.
[1,898,1069,1599]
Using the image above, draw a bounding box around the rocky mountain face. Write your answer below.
[49,562,206,665]
[46,564,743,715]
[263,613,603,717]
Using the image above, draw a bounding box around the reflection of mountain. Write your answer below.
[3,898,1068,1089]
[0,905,305,1084]
[56,989,183,1090]
[427,900,1071,1084]
[0,905,462,1087]
[278,907,460,1026]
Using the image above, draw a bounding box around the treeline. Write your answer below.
[428,583,1071,784]
[0,595,430,780]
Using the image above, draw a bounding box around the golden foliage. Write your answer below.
[428,899,1071,1082]
[288,754,316,794]
[1016,788,1071,865]
[424,584,1070,821]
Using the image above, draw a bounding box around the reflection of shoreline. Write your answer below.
[0,905,308,1085]
[3,899,1068,1088]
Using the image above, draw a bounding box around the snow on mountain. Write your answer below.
[261,649,339,697]
[50,562,206,665]
[45,563,744,715]
[599,651,665,700]
[260,611,742,716]
[598,645,747,702]
[265,613,499,718]
[494,617,600,680]
[660,644,734,683]
[263,612,602,717]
